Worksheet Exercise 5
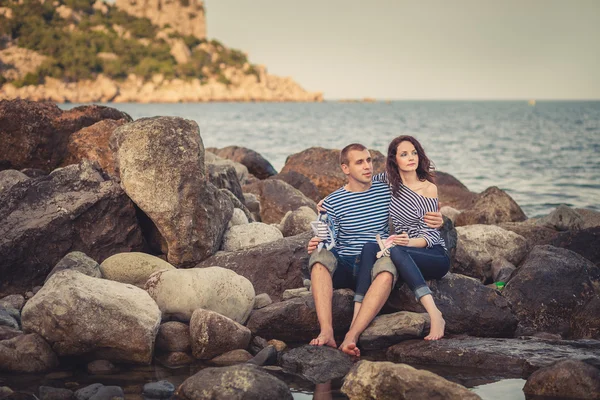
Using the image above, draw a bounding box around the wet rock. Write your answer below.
[490,257,516,283]
[279,206,317,237]
[209,349,253,366]
[537,204,584,231]
[22,270,161,364]
[453,225,528,281]
[523,359,600,399]
[552,227,600,267]
[228,208,249,228]
[207,146,277,180]
[74,384,103,400]
[280,147,386,199]
[142,380,175,399]
[0,170,29,192]
[504,245,598,337]
[455,186,527,226]
[436,171,478,210]
[196,232,311,302]
[99,252,175,288]
[0,333,58,373]
[0,99,131,172]
[221,222,283,251]
[269,171,321,202]
[386,273,518,337]
[175,364,292,400]
[342,360,480,400]
[155,351,194,368]
[387,336,600,378]
[246,289,354,342]
[206,161,244,202]
[253,293,272,309]
[86,360,117,375]
[0,295,25,312]
[247,345,277,366]
[88,386,123,400]
[155,321,191,353]
[189,308,251,360]
[243,179,316,224]
[499,220,560,247]
[60,119,128,177]
[45,252,101,283]
[38,387,74,400]
[0,160,143,297]
[0,326,22,341]
[112,116,233,267]
[280,345,353,384]
[571,296,600,340]
[145,267,255,324]
[360,311,429,350]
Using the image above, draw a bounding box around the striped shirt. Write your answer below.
[322,181,391,257]
[373,172,446,250]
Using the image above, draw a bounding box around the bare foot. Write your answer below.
[310,330,337,348]
[339,335,361,357]
[424,311,445,341]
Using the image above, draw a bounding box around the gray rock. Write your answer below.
[221,189,254,222]
[253,293,272,309]
[175,364,292,400]
[0,170,29,192]
[228,208,249,228]
[0,295,25,311]
[189,309,251,360]
[248,336,268,355]
[221,222,283,251]
[280,345,353,384]
[0,309,18,330]
[455,186,527,226]
[281,287,310,300]
[75,384,103,400]
[206,161,244,203]
[247,345,278,366]
[45,252,101,283]
[279,206,317,237]
[0,333,58,373]
[142,381,175,399]
[360,311,429,350]
[523,359,600,399]
[99,252,175,287]
[268,171,321,203]
[88,386,123,400]
[243,192,261,222]
[207,146,277,180]
[537,204,584,231]
[38,387,74,400]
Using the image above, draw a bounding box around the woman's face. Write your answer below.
[395,141,419,173]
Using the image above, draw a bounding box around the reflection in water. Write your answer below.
[313,381,332,400]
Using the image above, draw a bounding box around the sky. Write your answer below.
[110,0,600,100]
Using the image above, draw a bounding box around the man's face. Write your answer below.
[341,149,373,185]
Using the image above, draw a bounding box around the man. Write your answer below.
[307,143,443,354]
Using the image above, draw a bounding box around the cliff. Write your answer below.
[0,0,322,102]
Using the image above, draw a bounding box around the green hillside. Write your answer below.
[0,0,258,87]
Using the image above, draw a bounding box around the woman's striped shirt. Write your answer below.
[373,172,446,250]
[322,181,391,257]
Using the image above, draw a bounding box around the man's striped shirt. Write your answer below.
[322,181,391,257]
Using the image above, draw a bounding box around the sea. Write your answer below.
[61,100,600,218]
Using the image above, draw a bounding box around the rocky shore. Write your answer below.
[1,99,599,399]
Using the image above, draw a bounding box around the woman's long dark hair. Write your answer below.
[386,135,435,196]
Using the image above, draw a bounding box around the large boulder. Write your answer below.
[112,116,233,267]
[145,267,255,324]
[435,171,477,210]
[0,99,131,172]
[206,146,277,180]
[452,225,528,282]
[243,179,316,224]
[537,205,584,231]
[246,289,354,342]
[221,222,283,251]
[455,186,527,227]
[45,251,101,283]
[571,296,600,339]
[21,270,161,364]
[499,220,559,248]
[577,208,600,229]
[551,227,600,267]
[386,273,518,337]
[280,147,385,199]
[0,160,144,297]
[523,359,600,399]
[100,252,176,287]
[504,245,599,337]
[189,309,251,360]
[175,364,293,400]
[196,232,311,302]
[280,345,353,384]
[268,171,321,202]
[0,333,58,373]
[341,360,480,400]
[359,311,430,350]
[386,336,600,378]
[60,118,128,176]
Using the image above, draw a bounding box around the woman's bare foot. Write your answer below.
[424,311,445,340]
[310,329,337,348]
[339,334,361,357]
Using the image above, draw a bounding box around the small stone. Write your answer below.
[142,380,175,399]
[253,293,272,309]
[247,345,277,366]
[74,384,103,400]
[282,287,310,300]
[86,360,117,375]
[88,386,123,400]
[267,339,287,352]
[38,386,74,400]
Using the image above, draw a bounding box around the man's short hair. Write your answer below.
[340,143,367,165]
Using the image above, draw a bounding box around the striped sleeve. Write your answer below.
[372,171,389,184]
[419,221,442,248]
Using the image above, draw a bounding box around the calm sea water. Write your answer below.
[62,101,600,217]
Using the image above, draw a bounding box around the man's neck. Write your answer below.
[345,180,372,192]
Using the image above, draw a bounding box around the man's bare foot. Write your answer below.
[310,330,337,348]
[339,335,360,357]
[424,311,445,340]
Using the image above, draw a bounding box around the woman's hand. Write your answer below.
[307,236,322,254]
[424,211,443,229]
[392,232,410,246]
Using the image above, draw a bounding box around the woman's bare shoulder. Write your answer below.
[422,181,438,198]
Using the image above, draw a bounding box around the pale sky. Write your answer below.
[111,0,600,100]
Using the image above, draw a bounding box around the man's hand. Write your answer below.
[307,236,322,254]
[316,199,325,213]
[424,211,443,229]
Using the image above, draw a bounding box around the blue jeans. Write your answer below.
[358,243,450,300]
[329,249,370,303]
